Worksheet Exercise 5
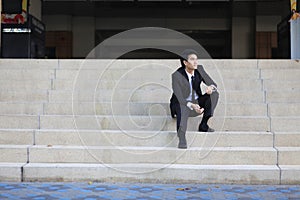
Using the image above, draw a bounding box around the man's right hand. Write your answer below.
[191,103,204,114]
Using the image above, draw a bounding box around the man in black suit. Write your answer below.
[170,49,219,149]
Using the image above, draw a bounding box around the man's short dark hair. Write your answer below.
[180,49,198,67]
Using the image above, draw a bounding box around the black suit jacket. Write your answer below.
[170,65,217,117]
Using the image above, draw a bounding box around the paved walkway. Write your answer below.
[0,182,299,200]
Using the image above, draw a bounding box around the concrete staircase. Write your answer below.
[0,59,299,184]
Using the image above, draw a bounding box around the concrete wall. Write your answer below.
[256,16,282,32]
[232,17,255,59]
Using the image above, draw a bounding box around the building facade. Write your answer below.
[1,0,293,59]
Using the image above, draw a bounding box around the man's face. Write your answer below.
[184,54,198,70]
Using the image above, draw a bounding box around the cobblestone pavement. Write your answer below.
[0,182,299,200]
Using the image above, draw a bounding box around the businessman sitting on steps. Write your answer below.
[170,49,219,149]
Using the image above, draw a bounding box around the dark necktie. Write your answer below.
[191,76,195,102]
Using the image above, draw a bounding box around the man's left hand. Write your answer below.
[206,86,214,95]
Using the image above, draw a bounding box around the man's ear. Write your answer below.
[183,60,188,66]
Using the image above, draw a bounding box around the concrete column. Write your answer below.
[29,0,42,20]
[72,17,95,58]
[0,0,2,53]
[232,17,255,58]
[291,18,300,59]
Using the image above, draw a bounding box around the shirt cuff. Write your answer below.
[187,102,193,110]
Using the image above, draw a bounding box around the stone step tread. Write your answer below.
[23,163,279,169]
[277,147,300,151]
[29,145,276,151]
[0,145,31,148]
[0,162,26,167]
[42,103,268,116]
[0,129,274,146]
[274,132,300,134]
[35,129,272,134]
[48,89,265,93]
[0,128,271,134]
[269,103,300,105]
[275,132,300,147]
[0,162,25,182]
[22,163,280,184]
[39,114,270,118]
[280,165,300,169]
[0,89,298,93]
[55,68,260,71]
[28,147,277,165]
[0,115,271,131]
[0,102,268,106]
[37,115,271,132]
[0,114,270,118]
[271,116,300,119]
[0,59,298,69]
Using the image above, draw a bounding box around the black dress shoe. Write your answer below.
[198,127,215,132]
[178,143,187,149]
[178,135,187,149]
[207,127,215,132]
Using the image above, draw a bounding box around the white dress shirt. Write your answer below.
[185,70,198,110]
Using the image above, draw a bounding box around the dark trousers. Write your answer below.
[175,92,218,135]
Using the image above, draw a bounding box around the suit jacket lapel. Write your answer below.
[178,67,189,83]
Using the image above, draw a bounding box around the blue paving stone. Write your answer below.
[0,182,300,199]
[176,196,188,200]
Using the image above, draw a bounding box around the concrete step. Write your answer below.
[23,163,280,184]
[278,147,300,165]
[0,59,296,70]
[280,165,300,184]
[58,59,260,70]
[0,80,51,90]
[0,59,58,69]
[34,130,273,147]
[268,103,300,116]
[43,102,267,116]
[0,115,39,129]
[258,59,300,69]
[48,90,264,103]
[0,69,54,80]
[201,59,258,69]
[53,78,262,91]
[0,129,34,145]
[55,68,260,81]
[263,80,300,91]
[0,59,258,71]
[0,97,266,116]
[58,59,180,70]
[0,163,25,182]
[0,103,43,115]
[271,117,300,132]
[261,69,300,80]
[39,115,270,132]
[28,145,277,165]
[0,90,48,102]
[275,132,300,147]
[266,91,300,103]
[57,59,261,70]
[0,145,29,162]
